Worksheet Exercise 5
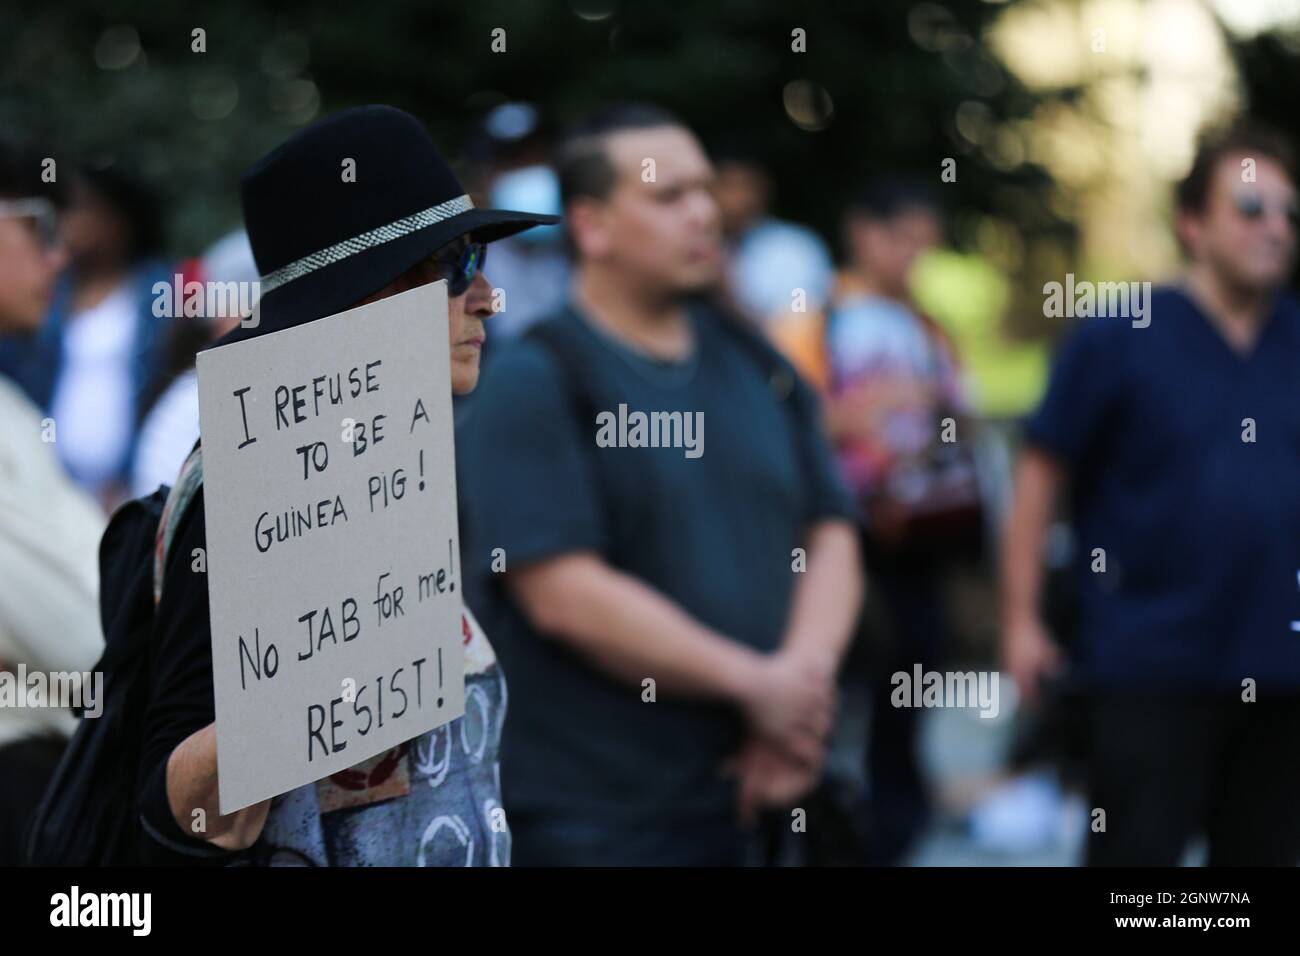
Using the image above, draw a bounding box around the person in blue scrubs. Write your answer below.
[1002,123,1300,866]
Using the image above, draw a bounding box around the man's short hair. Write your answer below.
[848,174,942,222]
[1176,121,1297,214]
[0,139,65,206]
[553,102,684,206]
[78,160,164,259]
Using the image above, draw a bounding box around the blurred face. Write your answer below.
[713,161,770,237]
[61,178,130,270]
[0,199,67,333]
[848,205,941,298]
[356,236,494,395]
[1178,153,1297,293]
[569,125,722,295]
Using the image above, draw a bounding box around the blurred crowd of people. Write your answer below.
[2,98,1297,867]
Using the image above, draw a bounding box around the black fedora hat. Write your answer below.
[216,105,560,346]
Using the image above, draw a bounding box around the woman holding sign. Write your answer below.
[136,106,558,865]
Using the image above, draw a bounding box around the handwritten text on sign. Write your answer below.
[196,281,463,813]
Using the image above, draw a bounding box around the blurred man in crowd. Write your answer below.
[457,104,862,865]
[819,177,979,864]
[0,142,105,863]
[1003,123,1300,866]
[713,149,834,328]
[0,161,169,510]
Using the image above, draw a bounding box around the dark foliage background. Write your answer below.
[3,0,1295,303]
[0,0,1060,261]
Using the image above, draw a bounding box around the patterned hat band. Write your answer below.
[258,194,475,295]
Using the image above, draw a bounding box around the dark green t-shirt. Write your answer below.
[456,298,856,829]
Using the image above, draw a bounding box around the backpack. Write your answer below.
[25,447,204,865]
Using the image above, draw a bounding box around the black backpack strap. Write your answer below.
[522,317,618,542]
[703,301,830,512]
[523,317,599,421]
[706,302,802,406]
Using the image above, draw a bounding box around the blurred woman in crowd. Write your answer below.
[0,161,170,510]
[0,141,105,864]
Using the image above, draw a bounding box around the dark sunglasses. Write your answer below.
[1232,190,1299,228]
[433,240,487,296]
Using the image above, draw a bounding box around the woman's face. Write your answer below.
[356,237,494,395]
[445,265,493,395]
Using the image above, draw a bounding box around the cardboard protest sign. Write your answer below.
[196,280,463,813]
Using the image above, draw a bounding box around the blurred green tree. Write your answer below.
[0,0,1064,273]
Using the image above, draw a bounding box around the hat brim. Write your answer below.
[209,206,560,349]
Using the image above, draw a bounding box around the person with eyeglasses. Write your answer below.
[1002,122,1300,866]
[0,142,107,864]
[0,163,173,513]
[133,106,559,866]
